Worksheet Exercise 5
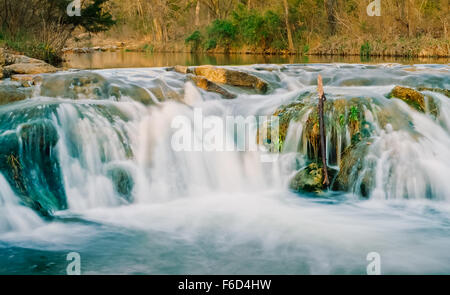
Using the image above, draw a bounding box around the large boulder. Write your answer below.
[3,62,57,76]
[193,65,268,93]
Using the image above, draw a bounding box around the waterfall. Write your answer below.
[0,64,449,274]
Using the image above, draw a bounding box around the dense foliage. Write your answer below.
[0,0,115,64]
[105,0,448,55]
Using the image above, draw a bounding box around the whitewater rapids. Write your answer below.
[0,64,449,274]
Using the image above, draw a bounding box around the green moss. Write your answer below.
[289,162,337,194]
[388,86,425,112]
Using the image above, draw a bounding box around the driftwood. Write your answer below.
[317,75,330,187]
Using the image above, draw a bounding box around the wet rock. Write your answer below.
[273,101,307,142]
[187,74,236,99]
[40,71,155,105]
[193,65,268,93]
[416,87,450,98]
[0,84,33,105]
[289,162,337,194]
[40,71,111,99]
[0,48,6,66]
[388,86,425,112]
[107,166,134,203]
[147,78,183,102]
[0,120,67,217]
[334,140,374,197]
[11,74,35,82]
[108,83,155,105]
[11,74,38,87]
[3,62,57,76]
[173,65,193,74]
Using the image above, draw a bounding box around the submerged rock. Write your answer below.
[0,120,67,217]
[0,84,33,105]
[40,71,108,99]
[107,166,134,203]
[334,140,374,197]
[193,65,268,93]
[289,162,337,194]
[416,87,450,98]
[187,74,236,99]
[40,71,155,105]
[388,86,425,112]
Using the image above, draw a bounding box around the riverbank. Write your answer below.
[63,34,450,58]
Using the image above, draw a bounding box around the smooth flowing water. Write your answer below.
[0,63,449,274]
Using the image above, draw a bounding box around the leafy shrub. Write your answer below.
[302,44,310,54]
[230,6,285,49]
[185,31,203,52]
[1,32,61,64]
[204,39,217,51]
[207,19,237,50]
[360,41,371,57]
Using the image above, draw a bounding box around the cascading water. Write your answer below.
[0,64,449,274]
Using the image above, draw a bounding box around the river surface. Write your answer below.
[0,56,449,274]
[63,51,449,69]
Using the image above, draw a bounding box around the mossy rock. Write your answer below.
[273,101,307,142]
[289,162,337,194]
[388,86,425,112]
[0,120,67,217]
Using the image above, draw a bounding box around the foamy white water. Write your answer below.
[0,64,449,274]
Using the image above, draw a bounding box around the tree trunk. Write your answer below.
[153,18,163,42]
[283,0,295,52]
[195,0,200,27]
[317,75,330,187]
[326,0,337,35]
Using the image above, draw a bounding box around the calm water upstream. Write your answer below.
[63,51,449,69]
[0,53,449,274]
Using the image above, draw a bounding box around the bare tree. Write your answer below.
[283,0,295,52]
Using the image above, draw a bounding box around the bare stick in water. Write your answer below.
[317,75,330,187]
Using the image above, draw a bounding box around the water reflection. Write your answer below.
[63,51,449,69]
